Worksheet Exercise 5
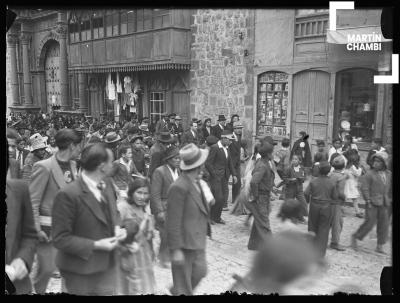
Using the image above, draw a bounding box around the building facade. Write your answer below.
[253,8,393,158]
[7,9,192,127]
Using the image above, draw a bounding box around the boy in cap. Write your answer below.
[304,161,339,258]
[352,151,391,254]
[366,138,385,169]
[327,155,347,251]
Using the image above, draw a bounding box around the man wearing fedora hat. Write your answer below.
[211,114,227,140]
[150,146,181,267]
[229,121,244,205]
[104,131,122,161]
[22,134,50,181]
[172,115,184,144]
[167,143,211,295]
[148,132,174,179]
[206,130,238,224]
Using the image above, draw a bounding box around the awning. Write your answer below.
[327,26,392,44]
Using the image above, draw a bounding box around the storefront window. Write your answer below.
[149,92,165,124]
[335,68,377,142]
[257,71,289,137]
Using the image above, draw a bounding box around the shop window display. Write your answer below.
[257,71,289,137]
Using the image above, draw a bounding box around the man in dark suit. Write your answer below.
[155,114,170,135]
[181,120,200,146]
[173,115,184,145]
[150,146,180,267]
[6,139,38,294]
[167,143,211,295]
[148,132,174,179]
[15,137,30,171]
[7,128,22,179]
[29,129,82,294]
[52,143,127,295]
[211,115,227,139]
[229,121,244,206]
[206,130,238,224]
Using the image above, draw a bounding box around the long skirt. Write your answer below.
[231,159,254,216]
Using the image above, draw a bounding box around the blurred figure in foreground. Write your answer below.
[229,231,320,294]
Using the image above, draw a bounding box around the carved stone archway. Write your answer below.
[36,31,61,71]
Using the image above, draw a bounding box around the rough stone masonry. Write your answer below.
[190,9,255,140]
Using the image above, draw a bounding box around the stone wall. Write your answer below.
[189,9,255,140]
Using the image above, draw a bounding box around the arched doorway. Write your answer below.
[44,40,61,112]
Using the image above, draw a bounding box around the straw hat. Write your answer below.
[30,133,47,151]
[104,132,121,144]
[233,121,244,129]
[221,130,235,140]
[179,143,209,171]
[156,132,174,143]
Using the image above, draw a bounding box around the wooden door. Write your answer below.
[44,41,61,112]
[292,71,330,156]
[172,91,190,130]
[88,77,100,119]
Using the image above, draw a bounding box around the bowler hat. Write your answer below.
[164,146,180,161]
[217,114,227,121]
[221,130,235,140]
[104,132,121,144]
[156,132,174,143]
[175,115,182,121]
[179,143,209,171]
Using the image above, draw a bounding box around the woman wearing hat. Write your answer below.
[21,134,49,181]
[352,151,391,254]
[150,146,181,267]
[166,143,211,295]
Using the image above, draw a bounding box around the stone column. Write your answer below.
[56,14,69,110]
[7,33,20,106]
[20,32,33,105]
[78,73,88,113]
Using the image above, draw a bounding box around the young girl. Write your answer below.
[283,155,308,223]
[344,152,363,218]
[117,178,156,295]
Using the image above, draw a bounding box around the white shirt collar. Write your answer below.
[167,165,179,181]
[81,172,102,202]
[219,124,224,130]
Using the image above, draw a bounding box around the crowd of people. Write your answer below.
[5,109,392,295]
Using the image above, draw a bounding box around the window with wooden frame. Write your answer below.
[127,10,136,33]
[149,91,165,124]
[257,71,289,137]
[68,13,79,43]
[153,9,170,29]
[105,10,119,37]
[92,10,104,39]
[80,12,91,41]
[137,9,153,31]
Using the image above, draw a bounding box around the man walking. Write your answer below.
[150,146,181,267]
[52,143,127,295]
[167,143,211,295]
[181,119,200,146]
[206,130,238,224]
[148,132,174,179]
[29,129,82,294]
[229,121,244,205]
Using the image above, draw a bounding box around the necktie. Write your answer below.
[97,181,113,234]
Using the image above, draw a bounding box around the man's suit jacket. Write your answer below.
[228,137,241,169]
[148,141,167,178]
[6,179,38,294]
[361,169,392,207]
[206,143,237,180]
[15,149,30,170]
[8,158,21,179]
[111,159,139,189]
[150,164,180,217]
[167,174,211,251]
[155,119,169,135]
[52,176,120,275]
[181,130,199,146]
[211,124,224,139]
[29,155,78,232]
[202,127,212,143]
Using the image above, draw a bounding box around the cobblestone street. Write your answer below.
[46,193,392,295]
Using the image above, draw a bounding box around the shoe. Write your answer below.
[376,245,386,254]
[351,235,358,251]
[330,243,346,251]
[216,219,226,225]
